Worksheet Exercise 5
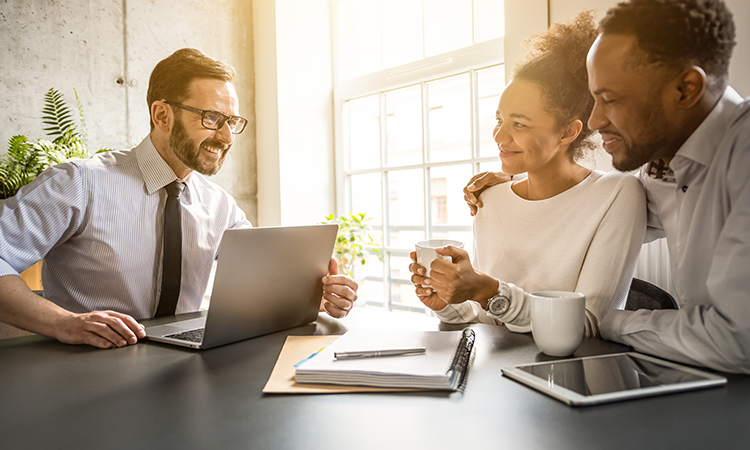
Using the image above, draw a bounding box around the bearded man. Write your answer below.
[0,48,358,348]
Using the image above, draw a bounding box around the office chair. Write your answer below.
[625,278,678,311]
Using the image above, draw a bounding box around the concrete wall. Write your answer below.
[0,0,257,223]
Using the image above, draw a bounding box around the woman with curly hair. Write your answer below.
[409,12,647,338]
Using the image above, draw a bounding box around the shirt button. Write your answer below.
[682,185,688,192]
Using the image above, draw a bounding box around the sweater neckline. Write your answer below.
[508,170,601,203]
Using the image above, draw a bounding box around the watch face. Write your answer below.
[489,296,509,315]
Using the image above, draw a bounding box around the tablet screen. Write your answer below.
[517,353,716,396]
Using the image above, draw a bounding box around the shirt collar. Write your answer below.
[135,136,194,202]
[671,86,744,169]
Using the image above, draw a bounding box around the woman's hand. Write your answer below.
[409,251,449,311]
[429,246,499,308]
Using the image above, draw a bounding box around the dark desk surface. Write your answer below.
[1,307,748,450]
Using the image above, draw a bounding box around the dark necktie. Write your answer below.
[155,181,184,317]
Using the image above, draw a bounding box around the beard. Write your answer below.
[611,133,668,172]
[168,117,229,176]
[611,101,670,172]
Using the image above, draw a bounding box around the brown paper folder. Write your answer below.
[262,335,417,394]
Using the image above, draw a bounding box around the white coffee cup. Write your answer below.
[528,291,585,357]
[415,239,464,277]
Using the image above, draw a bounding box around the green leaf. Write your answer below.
[42,88,79,140]
[320,212,383,272]
[74,88,89,149]
[1,88,92,199]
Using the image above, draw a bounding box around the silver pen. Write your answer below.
[334,347,427,360]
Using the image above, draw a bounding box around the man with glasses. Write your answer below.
[0,48,358,348]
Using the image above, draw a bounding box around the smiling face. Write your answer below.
[165,78,238,177]
[493,79,572,176]
[586,34,678,171]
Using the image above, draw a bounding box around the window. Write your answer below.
[334,0,506,314]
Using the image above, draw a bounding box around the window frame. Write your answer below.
[332,2,509,313]
[334,46,507,313]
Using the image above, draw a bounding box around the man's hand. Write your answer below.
[409,251,449,311]
[320,258,358,318]
[464,171,512,216]
[55,310,146,349]
[0,274,145,349]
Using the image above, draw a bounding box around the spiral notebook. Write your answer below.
[295,328,475,390]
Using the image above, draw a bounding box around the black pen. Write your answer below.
[334,347,426,360]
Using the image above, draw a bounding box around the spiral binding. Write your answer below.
[446,328,476,389]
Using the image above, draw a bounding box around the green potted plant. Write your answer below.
[0,88,107,199]
[0,88,109,290]
[321,212,381,277]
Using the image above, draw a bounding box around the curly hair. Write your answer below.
[513,11,599,161]
[147,48,236,131]
[600,0,736,94]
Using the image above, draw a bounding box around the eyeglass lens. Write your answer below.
[202,111,247,134]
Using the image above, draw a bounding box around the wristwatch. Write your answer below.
[486,281,511,317]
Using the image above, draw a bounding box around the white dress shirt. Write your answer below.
[601,87,750,374]
[435,170,647,338]
[0,137,252,319]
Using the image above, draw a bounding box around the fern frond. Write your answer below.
[41,88,77,139]
[6,135,33,161]
[35,139,67,167]
[1,88,95,199]
[74,88,89,149]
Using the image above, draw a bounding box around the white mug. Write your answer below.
[415,239,464,277]
[529,291,585,357]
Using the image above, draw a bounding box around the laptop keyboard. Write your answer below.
[164,328,205,343]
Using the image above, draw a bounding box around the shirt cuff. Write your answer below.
[434,304,464,322]
[600,309,633,344]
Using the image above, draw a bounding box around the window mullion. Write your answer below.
[379,91,391,311]
[471,68,479,163]
[422,81,433,240]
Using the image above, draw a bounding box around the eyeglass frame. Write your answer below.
[164,100,248,134]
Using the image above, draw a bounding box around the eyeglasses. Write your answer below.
[165,101,248,134]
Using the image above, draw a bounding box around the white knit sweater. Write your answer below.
[435,170,647,338]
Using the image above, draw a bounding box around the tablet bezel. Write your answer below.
[501,352,727,406]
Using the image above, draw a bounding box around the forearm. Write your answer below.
[0,274,71,339]
[602,306,750,374]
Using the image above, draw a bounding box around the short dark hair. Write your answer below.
[146,48,236,130]
[600,0,736,93]
[513,11,599,161]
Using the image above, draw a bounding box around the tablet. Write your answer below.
[501,352,727,406]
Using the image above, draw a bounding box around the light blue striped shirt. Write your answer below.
[0,137,251,319]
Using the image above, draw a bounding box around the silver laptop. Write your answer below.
[144,224,338,349]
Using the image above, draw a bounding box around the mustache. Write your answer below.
[597,129,623,139]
